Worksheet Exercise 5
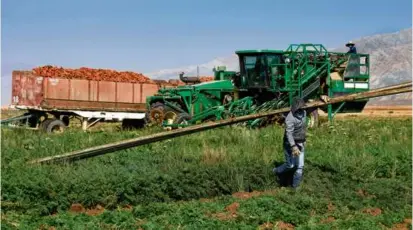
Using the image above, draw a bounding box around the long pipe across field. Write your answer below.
[29,81,412,165]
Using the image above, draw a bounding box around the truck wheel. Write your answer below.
[44,119,66,134]
[306,110,319,128]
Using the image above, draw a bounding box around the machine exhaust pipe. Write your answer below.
[179,71,201,84]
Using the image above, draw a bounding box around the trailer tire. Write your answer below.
[40,119,54,131]
[44,119,66,134]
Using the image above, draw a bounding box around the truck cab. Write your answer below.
[235,50,285,90]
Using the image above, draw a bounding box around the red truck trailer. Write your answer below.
[3,70,183,133]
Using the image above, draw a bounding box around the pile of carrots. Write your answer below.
[199,76,214,82]
[32,65,151,83]
[32,65,215,84]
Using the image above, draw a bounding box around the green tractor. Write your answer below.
[146,43,370,129]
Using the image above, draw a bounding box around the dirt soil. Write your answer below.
[69,203,105,216]
[209,202,240,221]
[232,190,277,200]
[327,202,336,212]
[275,221,295,230]
[356,189,376,198]
[391,219,412,230]
[259,222,274,230]
[320,216,336,224]
[362,208,382,216]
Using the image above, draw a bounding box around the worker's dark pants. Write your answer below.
[273,142,305,188]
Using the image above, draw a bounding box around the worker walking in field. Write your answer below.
[273,97,307,189]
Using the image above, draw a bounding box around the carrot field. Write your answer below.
[1,116,412,229]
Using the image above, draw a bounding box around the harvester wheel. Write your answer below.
[148,102,175,125]
[175,113,192,129]
[149,108,165,124]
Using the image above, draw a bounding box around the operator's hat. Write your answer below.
[345,41,355,47]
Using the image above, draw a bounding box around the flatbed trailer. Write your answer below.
[1,71,182,133]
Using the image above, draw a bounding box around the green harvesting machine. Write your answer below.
[146,43,370,129]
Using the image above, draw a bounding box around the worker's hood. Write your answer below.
[291,97,305,114]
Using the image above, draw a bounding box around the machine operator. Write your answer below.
[346,41,357,54]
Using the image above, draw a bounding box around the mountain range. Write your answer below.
[145,28,412,105]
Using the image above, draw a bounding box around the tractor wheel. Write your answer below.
[174,113,192,129]
[148,102,174,125]
[43,119,66,134]
[306,109,319,128]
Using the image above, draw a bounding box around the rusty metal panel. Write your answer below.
[70,79,89,101]
[133,83,141,103]
[116,82,133,103]
[142,84,160,103]
[98,81,116,102]
[11,71,45,106]
[46,78,69,100]
[11,71,22,105]
[90,81,98,101]
[10,71,162,112]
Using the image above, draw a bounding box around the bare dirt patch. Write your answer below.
[225,202,240,214]
[391,218,412,230]
[199,198,214,203]
[208,202,240,221]
[275,221,295,230]
[122,204,133,211]
[320,216,336,224]
[85,205,105,216]
[232,191,262,200]
[232,190,277,200]
[356,189,377,199]
[327,202,335,212]
[362,208,382,216]
[69,203,105,216]
[69,203,85,213]
[259,222,274,230]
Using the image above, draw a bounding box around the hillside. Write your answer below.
[146,28,412,105]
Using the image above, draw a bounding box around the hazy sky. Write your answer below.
[1,0,412,104]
